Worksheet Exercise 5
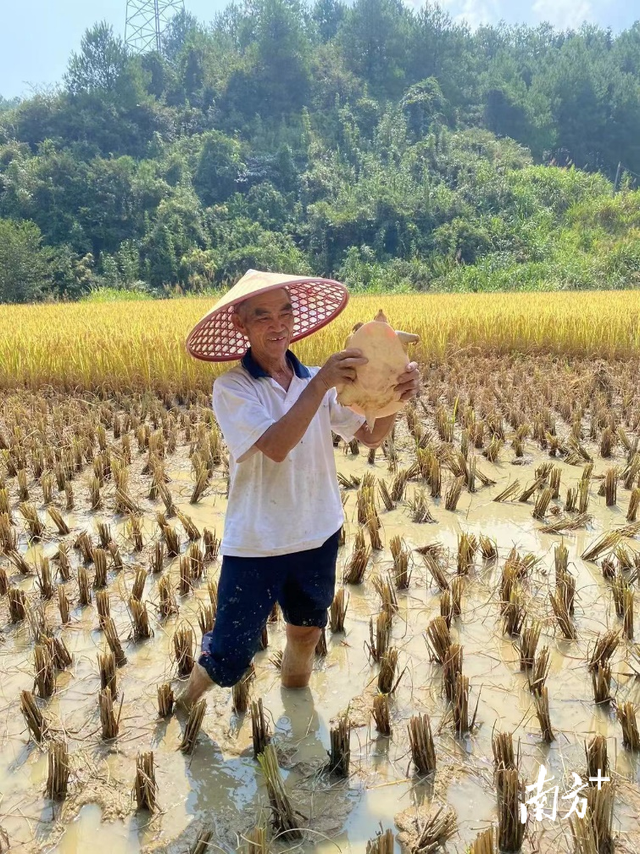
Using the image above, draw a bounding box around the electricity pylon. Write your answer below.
[125,0,185,54]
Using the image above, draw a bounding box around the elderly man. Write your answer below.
[179,272,419,708]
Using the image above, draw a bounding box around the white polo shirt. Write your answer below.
[212,348,366,558]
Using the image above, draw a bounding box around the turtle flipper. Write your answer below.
[396,330,420,351]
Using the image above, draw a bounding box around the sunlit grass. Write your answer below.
[1,291,639,394]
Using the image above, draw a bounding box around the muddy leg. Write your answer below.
[176,662,215,712]
[281,624,321,689]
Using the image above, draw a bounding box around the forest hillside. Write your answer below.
[1,1,640,302]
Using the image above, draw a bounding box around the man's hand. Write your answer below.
[395,361,420,402]
[316,348,368,391]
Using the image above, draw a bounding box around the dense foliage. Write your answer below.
[1,1,640,302]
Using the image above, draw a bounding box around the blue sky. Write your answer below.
[1,0,639,100]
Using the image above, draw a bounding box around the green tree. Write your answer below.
[338,0,414,100]
[0,219,50,303]
[194,131,244,205]
[66,22,130,96]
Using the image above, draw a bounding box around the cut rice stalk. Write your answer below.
[103,616,127,666]
[519,476,546,503]
[456,532,477,575]
[366,827,394,854]
[408,713,436,775]
[372,693,391,736]
[550,589,576,640]
[453,672,476,735]
[587,630,620,673]
[256,743,302,839]
[158,575,178,618]
[623,586,634,640]
[157,683,174,717]
[422,553,449,591]
[240,825,268,854]
[134,751,157,812]
[468,828,496,854]
[21,689,47,743]
[519,621,541,670]
[533,686,554,743]
[591,663,612,705]
[129,596,152,641]
[178,699,206,754]
[569,782,615,854]
[493,482,521,503]
[425,616,451,665]
[479,535,498,561]
[444,476,465,512]
[173,625,195,677]
[372,574,398,615]
[497,769,526,853]
[540,512,592,534]
[367,610,392,663]
[616,702,640,750]
[377,648,401,695]
[502,587,526,637]
[582,531,622,563]
[99,686,120,740]
[8,587,28,624]
[492,730,517,796]
[34,643,55,698]
[328,713,351,776]
[443,643,463,703]
[343,529,370,584]
[413,805,457,852]
[585,735,609,783]
[197,603,215,636]
[251,697,270,758]
[440,589,453,628]
[532,487,553,520]
[390,535,412,589]
[77,566,91,606]
[45,740,70,801]
[95,589,110,628]
[529,646,550,695]
[98,650,117,697]
[329,588,349,633]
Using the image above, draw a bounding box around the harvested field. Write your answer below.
[1,294,640,853]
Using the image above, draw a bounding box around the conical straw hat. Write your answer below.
[185,269,349,361]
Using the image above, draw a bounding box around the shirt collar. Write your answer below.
[241,347,311,380]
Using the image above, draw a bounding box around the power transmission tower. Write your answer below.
[125,0,185,54]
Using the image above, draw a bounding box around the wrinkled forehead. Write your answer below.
[236,288,292,317]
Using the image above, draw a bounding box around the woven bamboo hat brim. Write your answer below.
[185,269,349,361]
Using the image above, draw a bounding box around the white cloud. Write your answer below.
[532,0,594,29]
[456,0,501,29]
[405,0,501,30]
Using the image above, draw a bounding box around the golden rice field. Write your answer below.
[1,291,640,394]
[1,290,640,854]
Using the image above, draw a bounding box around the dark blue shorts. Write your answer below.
[198,528,340,687]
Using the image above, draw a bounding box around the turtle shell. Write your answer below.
[337,320,409,428]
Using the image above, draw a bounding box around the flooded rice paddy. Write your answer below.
[0,354,639,853]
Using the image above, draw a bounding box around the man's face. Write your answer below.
[232,288,295,359]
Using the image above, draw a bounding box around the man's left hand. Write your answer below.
[395,361,420,402]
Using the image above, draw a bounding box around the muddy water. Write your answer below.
[1,438,640,853]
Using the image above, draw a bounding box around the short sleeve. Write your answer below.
[327,386,366,442]
[212,374,276,463]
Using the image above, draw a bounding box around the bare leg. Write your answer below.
[176,662,215,712]
[281,624,321,689]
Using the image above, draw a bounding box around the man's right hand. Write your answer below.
[315,349,368,391]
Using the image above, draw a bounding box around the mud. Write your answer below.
[0,384,639,854]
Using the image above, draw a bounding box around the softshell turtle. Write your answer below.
[337,310,420,429]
